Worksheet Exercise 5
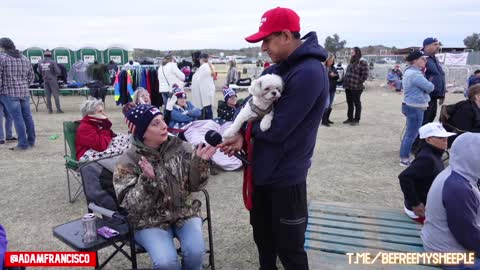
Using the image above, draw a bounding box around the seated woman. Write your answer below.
[122,87,152,117]
[169,89,202,129]
[114,104,216,270]
[398,122,455,224]
[217,87,239,123]
[447,84,480,146]
[132,87,151,105]
[165,87,242,172]
[75,98,130,161]
[387,65,403,92]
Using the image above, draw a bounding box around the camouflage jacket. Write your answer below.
[113,137,209,230]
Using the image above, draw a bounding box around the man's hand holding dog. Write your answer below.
[219,133,244,157]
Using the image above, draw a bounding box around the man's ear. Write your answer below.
[282,30,294,42]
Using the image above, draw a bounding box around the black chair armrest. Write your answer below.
[88,202,119,219]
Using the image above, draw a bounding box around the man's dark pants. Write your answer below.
[44,79,62,112]
[345,89,363,121]
[423,97,439,124]
[250,182,309,270]
[412,97,441,154]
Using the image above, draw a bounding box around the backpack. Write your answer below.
[439,100,469,132]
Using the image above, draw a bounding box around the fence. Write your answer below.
[369,64,480,92]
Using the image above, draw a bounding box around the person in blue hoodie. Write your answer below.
[399,50,434,167]
[421,133,480,269]
[219,7,328,270]
[422,37,446,124]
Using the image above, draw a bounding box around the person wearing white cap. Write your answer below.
[398,122,455,224]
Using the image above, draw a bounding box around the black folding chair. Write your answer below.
[54,157,215,269]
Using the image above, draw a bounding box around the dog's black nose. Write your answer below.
[271,92,276,96]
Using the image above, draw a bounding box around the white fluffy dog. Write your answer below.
[223,74,283,138]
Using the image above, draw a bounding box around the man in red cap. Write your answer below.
[220,7,329,270]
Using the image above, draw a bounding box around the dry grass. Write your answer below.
[0,77,465,269]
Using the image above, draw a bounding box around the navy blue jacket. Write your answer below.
[398,143,445,210]
[425,54,446,98]
[250,32,329,186]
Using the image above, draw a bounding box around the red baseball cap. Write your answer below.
[245,7,300,43]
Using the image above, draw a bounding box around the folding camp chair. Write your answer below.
[57,158,216,269]
[63,121,84,203]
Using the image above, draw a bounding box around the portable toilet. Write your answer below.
[23,47,44,64]
[103,47,128,65]
[76,47,102,64]
[52,47,75,71]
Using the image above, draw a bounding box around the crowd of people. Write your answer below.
[2,5,480,270]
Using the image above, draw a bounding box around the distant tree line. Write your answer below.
[133,47,262,59]
[134,33,480,60]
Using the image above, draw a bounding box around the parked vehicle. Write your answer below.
[382,57,397,64]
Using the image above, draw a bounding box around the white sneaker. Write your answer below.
[399,160,411,167]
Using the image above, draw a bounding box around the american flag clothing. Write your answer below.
[0,53,34,97]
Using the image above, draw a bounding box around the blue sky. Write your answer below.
[2,0,478,50]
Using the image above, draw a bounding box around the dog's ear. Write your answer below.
[248,78,262,95]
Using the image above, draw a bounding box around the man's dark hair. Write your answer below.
[350,47,362,64]
[272,31,301,39]
[0,37,15,50]
[474,70,480,75]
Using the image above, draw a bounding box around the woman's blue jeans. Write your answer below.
[400,103,424,159]
[134,217,205,270]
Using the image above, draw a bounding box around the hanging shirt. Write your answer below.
[68,61,90,84]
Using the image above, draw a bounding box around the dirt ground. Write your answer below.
[0,78,465,270]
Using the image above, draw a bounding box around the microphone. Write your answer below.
[205,130,250,165]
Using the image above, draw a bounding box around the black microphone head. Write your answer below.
[205,130,222,146]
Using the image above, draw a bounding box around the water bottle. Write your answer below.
[81,213,97,243]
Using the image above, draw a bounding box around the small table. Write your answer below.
[29,87,114,112]
[29,89,47,112]
[53,218,133,269]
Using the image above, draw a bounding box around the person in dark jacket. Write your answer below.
[106,60,119,86]
[185,51,202,87]
[447,84,480,146]
[217,86,239,122]
[398,122,455,224]
[219,7,328,270]
[342,47,369,126]
[322,54,338,126]
[422,37,445,124]
[37,50,63,113]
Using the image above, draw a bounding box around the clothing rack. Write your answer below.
[121,64,159,71]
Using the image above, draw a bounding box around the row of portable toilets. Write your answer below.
[22,47,130,71]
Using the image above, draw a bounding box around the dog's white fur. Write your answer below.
[223,74,283,138]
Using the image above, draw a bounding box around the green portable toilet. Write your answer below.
[76,47,102,64]
[24,47,44,64]
[103,47,128,65]
[52,47,75,71]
